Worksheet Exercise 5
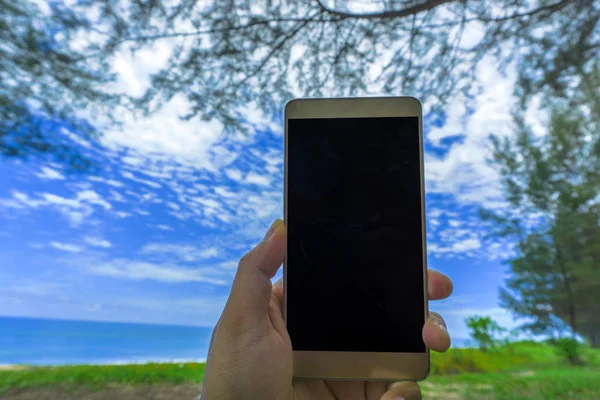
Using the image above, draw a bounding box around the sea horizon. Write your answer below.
[0,315,213,366]
[0,315,477,366]
[0,314,213,330]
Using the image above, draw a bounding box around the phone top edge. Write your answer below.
[285,95,422,102]
[285,96,422,119]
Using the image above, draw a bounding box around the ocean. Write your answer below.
[0,316,472,366]
[0,316,213,366]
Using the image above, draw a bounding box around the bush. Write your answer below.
[554,338,585,365]
[465,316,506,352]
[430,347,526,375]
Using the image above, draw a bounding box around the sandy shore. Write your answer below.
[0,384,203,400]
[0,366,28,371]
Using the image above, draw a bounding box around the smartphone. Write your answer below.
[283,96,429,381]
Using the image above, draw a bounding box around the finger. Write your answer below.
[272,278,283,309]
[365,382,388,399]
[427,269,453,300]
[204,318,220,371]
[224,220,286,325]
[382,381,422,400]
[422,311,451,352]
[324,381,365,399]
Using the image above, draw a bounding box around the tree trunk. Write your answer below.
[556,247,577,334]
[591,332,600,348]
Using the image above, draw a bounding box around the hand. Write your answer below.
[202,220,452,400]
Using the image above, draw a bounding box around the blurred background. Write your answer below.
[0,0,599,399]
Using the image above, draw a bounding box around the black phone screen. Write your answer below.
[286,116,426,353]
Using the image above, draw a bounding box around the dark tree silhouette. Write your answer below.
[1,0,118,169]
[481,66,600,347]
[1,0,599,167]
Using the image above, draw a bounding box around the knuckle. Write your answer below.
[238,251,255,269]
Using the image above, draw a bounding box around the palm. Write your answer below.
[294,379,392,400]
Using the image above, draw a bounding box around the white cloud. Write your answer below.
[84,237,112,248]
[72,190,112,210]
[110,41,173,97]
[245,172,270,186]
[101,95,225,173]
[88,176,125,188]
[423,57,529,208]
[225,168,243,181]
[217,260,239,270]
[141,243,219,262]
[428,208,444,218]
[0,191,42,208]
[121,171,162,189]
[0,189,112,226]
[8,282,65,296]
[30,0,52,15]
[240,102,284,135]
[154,224,174,231]
[56,36,286,242]
[43,190,111,225]
[213,187,237,198]
[89,259,226,285]
[192,197,222,210]
[50,241,83,253]
[36,167,65,180]
[429,238,481,254]
[166,202,180,211]
[109,190,127,203]
[448,220,462,228]
[114,295,227,327]
[60,127,93,148]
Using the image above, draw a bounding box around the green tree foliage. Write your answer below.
[554,337,584,365]
[466,316,506,352]
[0,0,118,169]
[482,67,600,347]
[1,0,599,166]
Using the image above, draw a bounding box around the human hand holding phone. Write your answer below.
[201,220,452,400]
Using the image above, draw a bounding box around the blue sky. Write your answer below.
[0,29,549,341]
[0,111,521,341]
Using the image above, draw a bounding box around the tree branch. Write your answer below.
[314,0,457,20]
[475,0,572,23]
[115,17,325,43]
[77,16,330,61]
[242,18,314,85]
[193,15,316,119]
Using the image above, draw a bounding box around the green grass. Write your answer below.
[431,341,600,374]
[423,368,600,399]
[1,342,599,399]
[424,341,600,399]
[0,363,205,392]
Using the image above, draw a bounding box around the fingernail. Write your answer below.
[392,397,405,400]
[263,219,281,240]
[430,315,447,332]
[434,319,447,332]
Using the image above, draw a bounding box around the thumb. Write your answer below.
[224,219,286,328]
